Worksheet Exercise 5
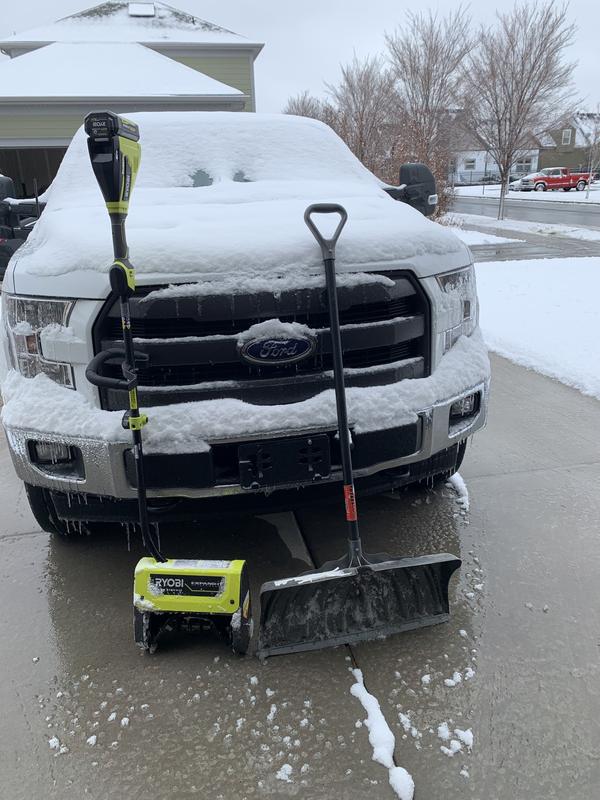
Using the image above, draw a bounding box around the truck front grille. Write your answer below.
[93,271,430,409]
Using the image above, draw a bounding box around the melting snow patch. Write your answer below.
[267,704,277,722]
[120,717,129,728]
[437,722,451,741]
[48,736,60,750]
[464,667,476,681]
[440,739,462,757]
[447,473,469,511]
[460,767,470,779]
[454,728,473,750]
[276,764,293,783]
[86,735,97,746]
[444,672,463,688]
[350,669,414,800]
[420,674,431,686]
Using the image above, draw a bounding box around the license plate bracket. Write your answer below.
[239,434,331,489]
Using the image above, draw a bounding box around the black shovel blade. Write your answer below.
[257,552,461,659]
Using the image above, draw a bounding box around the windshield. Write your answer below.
[48,112,379,205]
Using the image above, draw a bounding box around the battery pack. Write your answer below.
[134,557,247,616]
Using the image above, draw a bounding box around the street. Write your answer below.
[452,194,600,228]
[2,352,599,799]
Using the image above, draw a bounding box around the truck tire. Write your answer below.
[534,182,546,191]
[576,180,586,191]
[25,483,74,536]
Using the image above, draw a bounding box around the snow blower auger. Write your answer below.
[257,204,461,659]
[83,111,251,655]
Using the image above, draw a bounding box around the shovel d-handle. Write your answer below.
[304,203,348,261]
[86,347,148,392]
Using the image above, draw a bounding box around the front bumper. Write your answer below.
[5,380,488,502]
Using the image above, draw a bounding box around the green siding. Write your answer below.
[172,56,253,110]
[0,114,82,140]
[539,126,590,170]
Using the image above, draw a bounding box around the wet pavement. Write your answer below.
[1,354,600,799]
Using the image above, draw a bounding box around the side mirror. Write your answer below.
[389,163,438,217]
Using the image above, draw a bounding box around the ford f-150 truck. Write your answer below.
[518,167,592,191]
[0,112,490,534]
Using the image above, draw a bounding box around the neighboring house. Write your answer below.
[449,124,539,185]
[0,1,263,196]
[538,112,600,171]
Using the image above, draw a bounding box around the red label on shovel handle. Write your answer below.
[344,484,357,521]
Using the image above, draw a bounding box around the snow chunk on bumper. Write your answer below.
[1,329,489,448]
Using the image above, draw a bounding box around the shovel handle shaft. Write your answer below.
[324,255,360,539]
[305,204,361,550]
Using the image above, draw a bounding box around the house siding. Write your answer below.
[171,55,254,110]
[538,125,590,170]
[0,114,83,142]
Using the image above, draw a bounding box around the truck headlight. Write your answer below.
[436,265,478,353]
[2,295,75,387]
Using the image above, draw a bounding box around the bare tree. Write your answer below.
[386,8,472,165]
[283,90,326,120]
[461,1,577,218]
[324,55,397,174]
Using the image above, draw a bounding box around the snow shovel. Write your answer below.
[256,203,461,659]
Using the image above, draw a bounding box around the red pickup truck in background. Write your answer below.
[518,167,592,192]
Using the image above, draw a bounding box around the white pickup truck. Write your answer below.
[0,112,490,534]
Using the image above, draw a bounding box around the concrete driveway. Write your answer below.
[1,354,599,799]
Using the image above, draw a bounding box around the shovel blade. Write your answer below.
[257,553,460,659]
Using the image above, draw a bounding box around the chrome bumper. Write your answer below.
[5,381,489,500]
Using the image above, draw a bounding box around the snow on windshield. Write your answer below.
[48,112,379,199]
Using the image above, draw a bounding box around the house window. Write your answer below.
[561,129,572,146]
[515,158,532,173]
[464,159,476,170]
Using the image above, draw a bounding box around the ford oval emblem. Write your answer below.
[240,336,316,366]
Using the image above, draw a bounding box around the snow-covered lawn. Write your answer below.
[447,212,600,242]
[446,226,520,246]
[476,257,600,399]
[455,184,600,203]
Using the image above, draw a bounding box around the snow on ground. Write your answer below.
[350,669,414,800]
[445,227,520,246]
[446,473,469,511]
[455,184,600,203]
[476,257,600,399]
[446,212,600,242]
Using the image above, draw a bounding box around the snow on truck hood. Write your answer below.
[8,113,469,297]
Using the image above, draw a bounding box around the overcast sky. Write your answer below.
[1,0,598,112]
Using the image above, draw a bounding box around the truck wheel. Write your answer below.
[25,483,74,537]
[576,180,586,191]
[534,182,546,191]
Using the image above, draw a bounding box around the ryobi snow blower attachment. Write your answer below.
[256,204,461,659]
[83,111,251,654]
